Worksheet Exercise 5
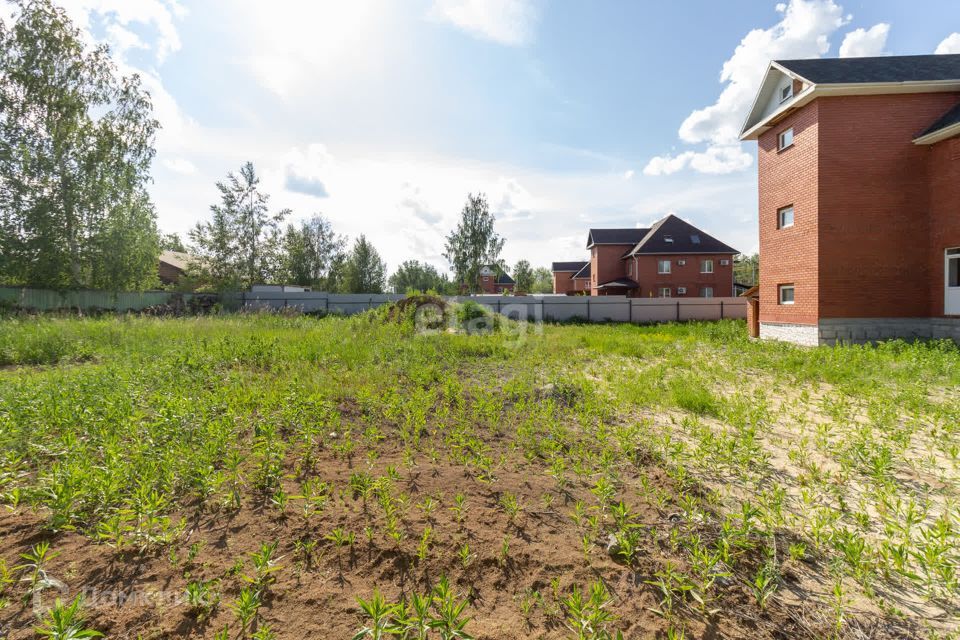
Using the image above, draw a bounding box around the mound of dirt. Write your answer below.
[385,295,449,323]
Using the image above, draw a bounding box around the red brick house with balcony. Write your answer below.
[552,214,739,298]
[740,54,960,345]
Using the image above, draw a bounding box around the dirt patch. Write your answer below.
[0,432,850,640]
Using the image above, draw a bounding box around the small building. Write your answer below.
[551,261,590,295]
[158,250,194,285]
[739,53,960,345]
[477,265,515,294]
[552,214,739,298]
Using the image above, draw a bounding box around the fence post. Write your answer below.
[587,298,591,322]
[720,300,724,319]
[369,296,373,310]
[676,301,681,322]
[629,299,633,324]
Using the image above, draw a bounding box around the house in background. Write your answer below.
[553,214,739,298]
[740,53,960,345]
[477,265,515,294]
[551,261,590,295]
[158,250,194,285]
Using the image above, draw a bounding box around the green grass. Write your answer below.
[0,312,958,637]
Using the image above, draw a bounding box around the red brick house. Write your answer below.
[551,261,590,295]
[477,265,515,294]
[740,54,960,345]
[552,214,739,297]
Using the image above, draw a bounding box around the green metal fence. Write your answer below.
[0,287,201,312]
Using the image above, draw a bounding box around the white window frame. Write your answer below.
[779,284,795,305]
[779,84,793,103]
[778,127,794,150]
[701,259,714,274]
[659,287,671,298]
[658,260,671,274]
[778,205,795,229]
[701,287,713,298]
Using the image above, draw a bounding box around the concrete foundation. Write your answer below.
[759,322,820,346]
[762,317,960,346]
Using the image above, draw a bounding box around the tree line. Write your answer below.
[0,1,570,296]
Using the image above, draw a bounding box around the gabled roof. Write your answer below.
[625,214,738,256]
[552,261,588,272]
[776,54,960,85]
[159,250,194,271]
[496,272,515,285]
[586,228,648,248]
[572,262,590,279]
[914,101,960,145]
[740,54,960,141]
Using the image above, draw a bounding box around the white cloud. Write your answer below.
[936,33,960,54]
[839,23,890,57]
[645,0,848,176]
[644,145,753,176]
[161,157,198,175]
[623,169,635,180]
[56,0,186,64]
[428,0,540,46]
[679,0,846,147]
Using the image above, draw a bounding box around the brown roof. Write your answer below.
[159,250,194,272]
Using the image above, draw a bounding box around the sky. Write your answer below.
[13,0,960,274]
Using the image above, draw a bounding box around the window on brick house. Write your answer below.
[779,284,795,305]
[778,128,794,150]
[701,287,713,298]
[659,287,671,298]
[779,84,793,103]
[701,259,714,274]
[658,260,671,274]
[778,205,794,229]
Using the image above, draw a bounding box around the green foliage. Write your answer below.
[389,260,452,295]
[530,266,553,294]
[733,253,759,287]
[342,235,387,294]
[34,595,102,639]
[281,214,346,289]
[0,0,159,290]
[443,193,504,294]
[159,232,187,253]
[512,260,534,293]
[0,314,959,636]
[189,162,289,290]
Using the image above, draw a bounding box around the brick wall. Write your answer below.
[816,93,960,319]
[758,100,820,325]
[590,245,632,295]
[553,271,576,294]
[758,92,960,325]
[928,135,960,316]
[628,254,735,298]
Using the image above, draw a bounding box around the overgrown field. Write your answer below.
[0,311,958,639]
